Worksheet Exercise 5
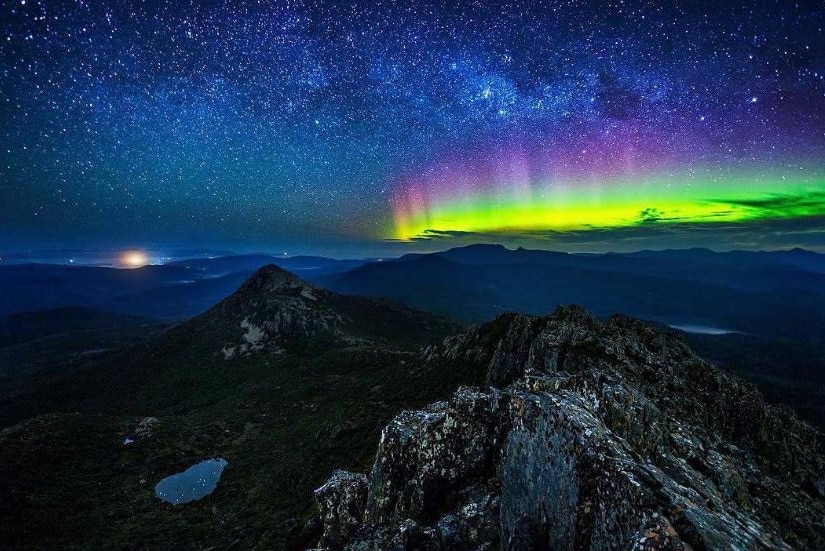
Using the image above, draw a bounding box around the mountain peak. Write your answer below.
[193,263,459,359]
[241,264,310,293]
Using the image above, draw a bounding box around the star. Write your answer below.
[0,1,822,255]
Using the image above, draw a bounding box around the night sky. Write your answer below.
[2,0,824,258]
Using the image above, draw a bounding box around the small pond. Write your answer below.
[154,458,228,505]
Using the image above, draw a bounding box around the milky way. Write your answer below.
[1,1,824,254]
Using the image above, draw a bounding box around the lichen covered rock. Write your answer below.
[314,306,825,550]
[216,265,344,357]
[314,470,369,547]
[631,516,690,551]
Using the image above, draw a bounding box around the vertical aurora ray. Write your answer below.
[389,143,825,240]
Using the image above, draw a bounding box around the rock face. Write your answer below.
[313,306,825,550]
[215,265,345,357]
[186,264,460,358]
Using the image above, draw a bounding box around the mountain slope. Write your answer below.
[0,307,168,384]
[0,265,469,550]
[195,264,461,356]
[0,307,160,348]
[0,264,463,424]
[313,306,825,550]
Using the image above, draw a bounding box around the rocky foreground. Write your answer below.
[311,306,824,550]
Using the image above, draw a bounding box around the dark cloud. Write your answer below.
[389,216,825,254]
[637,207,664,223]
[709,192,825,216]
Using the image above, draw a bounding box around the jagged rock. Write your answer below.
[391,519,440,550]
[314,470,369,548]
[216,265,345,357]
[367,390,503,526]
[187,264,460,358]
[315,306,825,550]
[133,416,159,441]
[631,516,690,551]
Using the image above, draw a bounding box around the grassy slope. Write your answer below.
[0,294,478,549]
[685,332,825,427]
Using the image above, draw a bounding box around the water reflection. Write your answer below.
[154,458,228,504]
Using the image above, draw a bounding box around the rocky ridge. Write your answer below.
[215,265,344,357]
[312,306,825,550]
[185,264,460,358]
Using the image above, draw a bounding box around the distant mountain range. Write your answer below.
[0,254,366,319]
[325,244,825,339]
[320,244,825,425]
[3,246,825,334]
[3,245,824,423]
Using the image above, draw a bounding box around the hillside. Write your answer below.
[0,266,470,549]
[0,307,168,384]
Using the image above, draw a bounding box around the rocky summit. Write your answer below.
[183,264,460,358]
[312,306,825,550]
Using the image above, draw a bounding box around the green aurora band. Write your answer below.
[391,168,825,240]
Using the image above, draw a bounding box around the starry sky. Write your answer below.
[2,0,824,258]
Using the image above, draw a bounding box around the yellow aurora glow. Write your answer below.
[391,170,825,240]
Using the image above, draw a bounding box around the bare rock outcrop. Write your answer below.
[313,306,824,550]
[187,264,460,359]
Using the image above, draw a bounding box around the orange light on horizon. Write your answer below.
[121,250,148,268]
